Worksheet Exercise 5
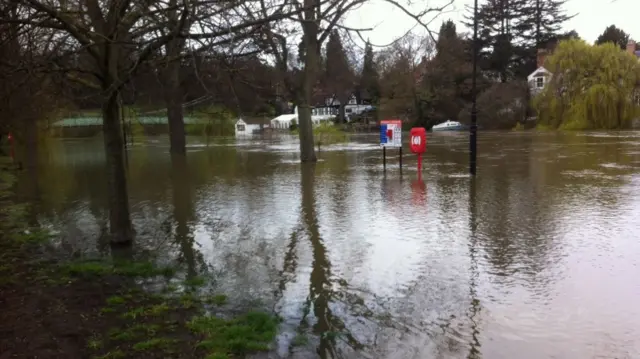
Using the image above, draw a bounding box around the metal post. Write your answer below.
[383,147,386,170]
[469,0,479,176]
[399,147,402,169]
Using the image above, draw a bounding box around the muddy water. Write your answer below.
[20,131,640,358]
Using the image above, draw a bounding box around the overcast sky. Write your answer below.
[345,0,639,48]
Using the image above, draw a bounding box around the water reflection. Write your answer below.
[170,155,199,281]
[21,132,640,358]
[300,163,336,357]
[411,178,426,207]
[467,178,480,359]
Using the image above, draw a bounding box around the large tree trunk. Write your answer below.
[163,1,188,156]
[102,90,134,245]
[298,1,319,163]
[165,60,186,155]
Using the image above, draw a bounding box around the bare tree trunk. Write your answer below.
[102,90,134,245]
[338,103,347,123]
[165,60,186,155]
[163,0,188,156]
[298,0,319,163]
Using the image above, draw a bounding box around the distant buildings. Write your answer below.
[310,91,374,120]
[267,90,375,131]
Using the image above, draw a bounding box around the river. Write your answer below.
[17,131,640,358]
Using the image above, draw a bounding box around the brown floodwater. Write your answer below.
[19,131,640,358]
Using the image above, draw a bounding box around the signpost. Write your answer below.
[380,119,402,170]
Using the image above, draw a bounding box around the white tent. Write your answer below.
[270,106,336,129]
[270,114,298,129]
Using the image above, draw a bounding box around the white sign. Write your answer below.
[380,120,402,148]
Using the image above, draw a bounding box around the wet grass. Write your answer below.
[292,333,309,347]
[0,156,280,359]
[58,259,176,278]
[188,311,280,358]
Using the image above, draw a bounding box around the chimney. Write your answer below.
[627,39,636,55]
[536,48,548,68]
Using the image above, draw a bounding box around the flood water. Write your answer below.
[19,131,640,358]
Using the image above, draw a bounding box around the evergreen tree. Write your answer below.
[464,0,527,82]
[419,21,475,125]
[359,41,380,104]
[595,25,630,50]
[515,0,574,74]
[325,31,355,121]
[464,0,573,80]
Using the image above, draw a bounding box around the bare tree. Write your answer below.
[251,0,453,162]
[148,0,298,155]
[377,33,435,122]
[1,0,295,244]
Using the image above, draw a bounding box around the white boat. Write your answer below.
[432,120,466,132]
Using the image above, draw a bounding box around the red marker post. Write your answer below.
[409,127,427,173]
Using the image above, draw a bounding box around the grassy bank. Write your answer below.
[0,156,278,359]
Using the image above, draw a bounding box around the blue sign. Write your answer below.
[380,124,388,144]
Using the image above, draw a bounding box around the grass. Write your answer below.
[132,337,179,351]
[184,276,207,287]
[205,294,228,306]
[292,333,309,347]
[109,323,161,341]
[188,311,279,358]
[106,295,127,306]
[58,259,176,278]
[87,335,103,350]
[92,350,126,359]
[119,303,172,320]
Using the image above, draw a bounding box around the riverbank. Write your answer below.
[0,156,278,359]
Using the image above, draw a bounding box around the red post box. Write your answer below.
[409,127,427,172]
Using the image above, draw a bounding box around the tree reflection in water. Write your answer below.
[299,163,364,358]
[467,178,481,359]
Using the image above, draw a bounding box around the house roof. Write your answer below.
[271,114,297,123]
[527,67,552,81]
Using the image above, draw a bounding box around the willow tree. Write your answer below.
[533,39,640,130]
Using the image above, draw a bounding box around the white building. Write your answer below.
[270,106,335,130]
[312,93,373,119]
[235,118,268,136]
[528,48,553,96]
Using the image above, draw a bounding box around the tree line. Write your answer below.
[1,0,638,245]
[0,0,452,245]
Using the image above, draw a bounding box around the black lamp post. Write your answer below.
[469,0,479,176]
